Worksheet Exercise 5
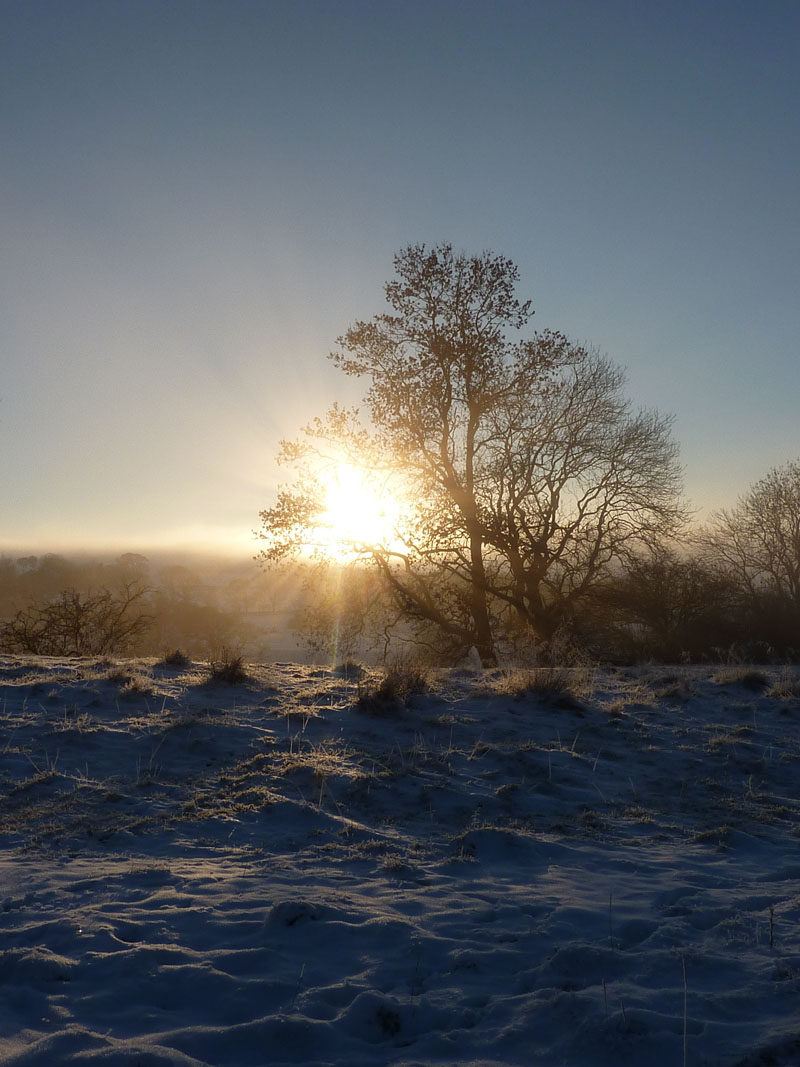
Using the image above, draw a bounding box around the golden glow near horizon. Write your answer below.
[315,461,405,557]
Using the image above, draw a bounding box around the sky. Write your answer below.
[2,0,799,555]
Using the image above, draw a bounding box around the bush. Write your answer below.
[356,661,428,714]
[0,584,151,657]
[333,659,365,679]
[159,649,191,669]
[588,547,740,663]
[207,651,249,685]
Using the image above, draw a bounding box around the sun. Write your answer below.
[315,461,403,554]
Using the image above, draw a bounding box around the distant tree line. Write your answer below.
[2,467,799,665]
[0,553,285,660]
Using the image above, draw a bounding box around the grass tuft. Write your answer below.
[355,661,429,714]
[119,676,154,700]
[711,668,769,692]
[499,668,582,708]
[333,660,365,679]
[207,651,250,686]
[159,649,191,669]
[766,669,800,702]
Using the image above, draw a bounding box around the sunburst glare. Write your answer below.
[315,461,404,555]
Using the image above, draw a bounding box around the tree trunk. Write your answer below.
[468,523,498,667]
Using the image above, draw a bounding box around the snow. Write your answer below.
[1,656,800,1066]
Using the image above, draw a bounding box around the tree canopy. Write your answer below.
[259,244,685,665]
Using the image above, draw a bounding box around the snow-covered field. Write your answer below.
[2,656,800,1067]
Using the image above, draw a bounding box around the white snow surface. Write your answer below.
[1,656,800,1067]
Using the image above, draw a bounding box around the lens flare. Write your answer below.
[316,462,402,554]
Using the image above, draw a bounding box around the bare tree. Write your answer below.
[259,244,685,665]
[0,583,152,657]
[698,461,800,656]
[701,461,800,606]
[595,544,740,661]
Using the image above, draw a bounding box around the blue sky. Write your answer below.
[2,0,798,552]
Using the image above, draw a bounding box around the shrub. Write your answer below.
[159,649,191,669]
[333,659,364,679]
[0,584,151,657]
[207,651,249,685]
[356,661,428,714]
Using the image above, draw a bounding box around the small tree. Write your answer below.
[259,244,685,665]
[701,460,800,656]
[702,461,800,605]
[0,583,152,657]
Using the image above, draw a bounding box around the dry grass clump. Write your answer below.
[498,668,582,708]
[96,667,135,685]
[356,661,429,715]
[610,680,659,709]
[333,660,365,679]
[207,651,250,686]
[159,649,191,669]
[119,675,154,700]
[86,658,117,673]
[53,708,97,733]
[653,673,696,703]
[712,668,769,692]
[766,669,800,703]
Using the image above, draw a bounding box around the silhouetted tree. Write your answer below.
[259,244,685,665]
[595,545,740,661]
[117,552,150,576]
[702,461,800,604]
[0,583,152,656]
[701,460,800,656]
